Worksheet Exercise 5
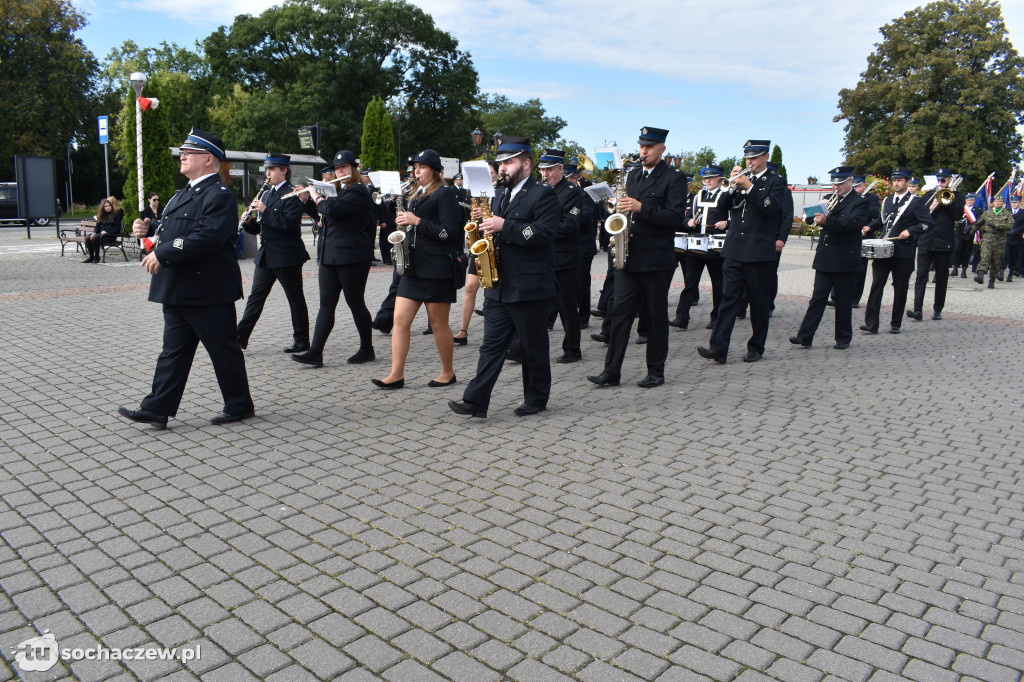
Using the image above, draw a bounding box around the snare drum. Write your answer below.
[861,238,894,259]
[686,235,710,253]
[674,232,687,252]
[709,234,726,251]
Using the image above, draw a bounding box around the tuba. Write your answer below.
[604,166,635,270]
[390,183,412,275]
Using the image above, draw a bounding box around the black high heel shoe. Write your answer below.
[371,378,404,389]
[453,329,468,345]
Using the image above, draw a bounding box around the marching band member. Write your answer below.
[450,136,560,418]
[587,126,687,388]
[972,194,1013,289]
[236,152,310,353]
[952,193,977,278]
[292,150,377,366]
[1004,196,1023,281]
[670,165,729,330]
[849,175,880,306]
[790,166,868,350]
[698,139,788,364]
[372,150,461,389]
[453,161,499,346]
[538,148,593,363]
[908,168,964,321]
[566,157,600,330]
[860,166,932,334]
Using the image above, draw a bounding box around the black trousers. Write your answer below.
[768,250,782,311]
[577,252,595,325]
[709,259,775,358]
[597,250,615,312]
[554,267,581,354]
[463,298,551,410]
[141,304,253,417]
[373,268,401,331]
[851,257,870,305]
[796,270,857,345]
[675,255,722,326]
[1002,243,1023,273]
[237,264,309,345]
[603,268,673,378]
[952,235,973,268]
[379,226,395,265]
[913,250,951,314]
[864,257,914,330]
[311,262,372,353]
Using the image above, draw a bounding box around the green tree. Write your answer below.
[203,0,478,158]
[0,0,97,180]
[836,0,1024,187]
[769,144,788,180]
[475,95,567,153]
[113,75,177,223]
[360,96,396,171]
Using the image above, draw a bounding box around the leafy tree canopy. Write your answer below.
[475,95,567,153]
[836,0,1024,187]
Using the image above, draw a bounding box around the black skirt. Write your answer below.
[397,274,456,303]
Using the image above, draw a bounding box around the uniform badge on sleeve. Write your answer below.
[439,229,448,240]
[173,238,184,249]
[523,226,534,240]
[764,198,771,207]
[570,207,580,216]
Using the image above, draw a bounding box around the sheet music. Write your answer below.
[310,179,338,198]
[462,161,495,198]
[584,182,614,203]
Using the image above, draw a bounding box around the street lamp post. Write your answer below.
[130,72,147,216]
[471,128,484,159]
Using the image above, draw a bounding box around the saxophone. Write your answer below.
[605,166,634,270]
[389,183,412,275]
[471,193,499,289]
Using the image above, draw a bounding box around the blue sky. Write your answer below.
[74,0,1024,182]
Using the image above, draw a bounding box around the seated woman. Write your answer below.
[372,149,462,389]
[84,197,123,263]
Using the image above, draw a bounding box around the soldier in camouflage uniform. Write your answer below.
[973,195,1014,289]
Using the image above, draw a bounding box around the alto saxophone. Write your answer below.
[389,184,412,275]
[470,193,498,289]
[605,166,634,270]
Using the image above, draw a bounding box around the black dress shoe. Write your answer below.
[448,400,486,418]
[859,325,878,334]
[453,334,468,345]
[556,352,582,364]
[474,308,484,316]
[889,325,901,334]
[705,320,715,330]
[635,335,647,345]
[586,372,620,387]
[347,348,375,364]
[833,342,850,350]
[237,337,247,350]
[789,336,811,348]
[590,333,608,343]
[292,351,323,367]
[284,341,310,353]
[960,271,967,278]
[505,350,523,363]
[117,406,167,429]
[421,327,433,335]
[514,403,546,416]
[826,298,836,307]
[852,303,861,308]
[667,318,687,329]
[427,376,457,387]
[906,309,923,321]
[736,311,746,319]
[580,322,589,329]
[742,351,762,363]
[697,346,726,363]
[82,256,96,263]
[371,378,404,389]
[932,312,942,320]
[210,410,255,424]
[591,308,605,318]
[637,375,664,388]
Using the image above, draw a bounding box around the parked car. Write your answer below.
[0,182,52,226]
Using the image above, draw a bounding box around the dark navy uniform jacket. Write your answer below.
[246,181,310,269]
[315,182,376,266]
[623,161,688,272]
[809,191,869,273]
[150,173,242,306]
[868,193,933,260]
[405,185,462,280]
[486,176,560,303]
[722,170,790,263]
[919,190,965,252]
[551,178,593,271]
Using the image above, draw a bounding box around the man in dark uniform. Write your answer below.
[236,152,310,353]
[1004,196,1023,281]
[449,136,560,417]
[565,158,600,330]
[908,168,964,321]
[767,163,793,315]
[588,126,687,388]
[698,140,789,364]
[790,166,869,350]
[861,166,933,334]
[671,165,729,330]
[119,128,254,428]
[539,149,593,363]
[849,175,880,306]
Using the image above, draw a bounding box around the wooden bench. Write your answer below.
[57,220,128,262]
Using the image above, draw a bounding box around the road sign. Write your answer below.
[98,116,109,145]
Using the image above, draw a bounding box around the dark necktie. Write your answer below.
[499,189,510,216]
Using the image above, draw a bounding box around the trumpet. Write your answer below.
[726,168,754,193]
[280,175,352,200]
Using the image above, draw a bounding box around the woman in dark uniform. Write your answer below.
[292,150,376,367]
[373,150,461,388]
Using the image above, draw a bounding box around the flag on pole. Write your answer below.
[973,173,994,213]
[997,167,1016,205]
